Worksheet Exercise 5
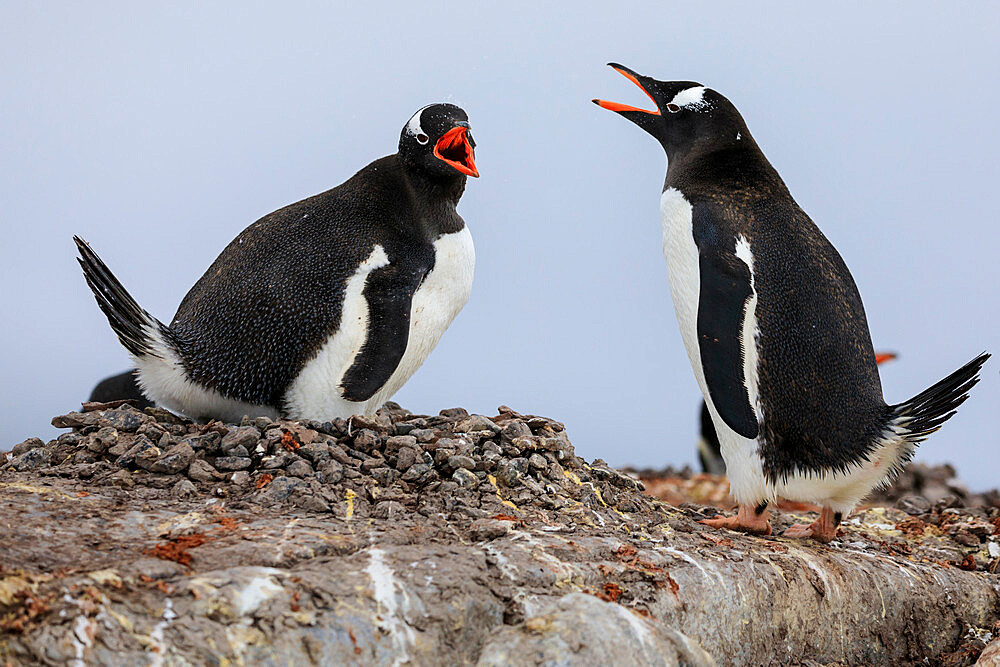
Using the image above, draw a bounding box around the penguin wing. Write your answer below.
[695,223,760,440]
[339,261,428,402]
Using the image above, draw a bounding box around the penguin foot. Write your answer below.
[699,504,772,535]
[782,507,841,543]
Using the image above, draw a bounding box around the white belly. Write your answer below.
[284,226,474,420]
[659,188,768,505]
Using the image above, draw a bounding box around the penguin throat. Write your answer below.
[434,127,478,177]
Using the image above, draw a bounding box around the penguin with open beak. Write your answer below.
[595,64,988,541]
[75,103,478,422]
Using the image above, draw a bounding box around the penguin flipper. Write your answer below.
[339,263,424,403]
[696,249,760,440]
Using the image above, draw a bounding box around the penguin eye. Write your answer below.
[665,103,680,113]
[416,133,430,145]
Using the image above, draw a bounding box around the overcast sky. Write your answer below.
[2,3,998,489]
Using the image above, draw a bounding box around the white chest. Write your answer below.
[659,187,767,505]
[659,187,704,386]
[283,226,474,420]
[384,225,475,398]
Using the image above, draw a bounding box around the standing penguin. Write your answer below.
[76,103,478,423]
[595,65,988,541]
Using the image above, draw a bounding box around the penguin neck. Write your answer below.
[664,134,778,193]
[397,159,467,237]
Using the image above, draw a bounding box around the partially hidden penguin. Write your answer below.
[594,64,988,541]
[75,103,478,423]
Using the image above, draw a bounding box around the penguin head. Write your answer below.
[593,64,748,160]
[399,103,479,179]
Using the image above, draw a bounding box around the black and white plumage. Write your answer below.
[697,352,898,475]
[595,64,989,540]
[76,103,478,422]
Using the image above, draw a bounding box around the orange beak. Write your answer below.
[875,352,898,365]
[593,64,661,115]
[434,126,479,177]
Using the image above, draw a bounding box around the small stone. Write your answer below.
[253,416,273,430]
[214,456,252,471]
[287,459,314,478]
[384,435,417,454]
[226,444,250,458]
[109,469,135,488]
[528,454,547,471]
[105,408,145,433]
[394,447,418,472]
[353,429,381,452]
[374,501,407,520]
[501,421,532,442]
[895,495,931,516]
[410,429,437,443]
[299,442,331,463]
[934,495,961,511]
[497,460,525,488]
[187,459,221,482]
[447,455,477,472]
[11,448,48,471]
[230,471,251,486]
[317,460,344,484]
[258,476,304,503]
[402,463,431,483]
[171,479,197,498]
[148,442,196,474]
[452,468,479,489]
[439,407,469,419]
[221,426,260,453]
[469,518,511,541]
[361,457,386,473]
[297,494,331,513]
[116,435,157,468]
[454,415,501,434]
[132,445,163,471]
[87,427,118,453]
[11,437,45,457]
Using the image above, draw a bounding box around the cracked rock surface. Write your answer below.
[2,403,999,665]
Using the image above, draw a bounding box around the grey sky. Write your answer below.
[2,3,998,489]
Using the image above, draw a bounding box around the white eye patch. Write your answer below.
[670,86,709,110]
[405,104,432,137]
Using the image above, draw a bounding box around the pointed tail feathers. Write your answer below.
[892,352,990,444]
[74,236,170,359]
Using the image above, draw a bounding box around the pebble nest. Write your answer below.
[2,401,645,521]
[4,401,1000,572]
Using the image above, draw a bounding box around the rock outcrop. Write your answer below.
[2,403,998,665]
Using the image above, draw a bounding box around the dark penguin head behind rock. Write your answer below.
[399,103,479,182]
[593,63,751,162]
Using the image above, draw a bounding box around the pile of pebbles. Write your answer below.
[2,402,645,521]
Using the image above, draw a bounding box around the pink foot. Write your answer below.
[782,507,842,543]
[699,503,772,535]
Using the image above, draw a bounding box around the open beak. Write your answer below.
[592,63,660,115]
[875,352,898,365]
[434,126,479,177]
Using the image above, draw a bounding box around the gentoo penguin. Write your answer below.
[88,370,154,409]
[75,103,478,423]
[697,352,897,475]
[594,64,989,541]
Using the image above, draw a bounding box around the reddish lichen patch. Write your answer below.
[144,534,208,567]
[256,473,274,489]
[280,432,300,452]
[954,554,978,571]
[348,627,362,655]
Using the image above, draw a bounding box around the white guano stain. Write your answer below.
[366,548,417,666]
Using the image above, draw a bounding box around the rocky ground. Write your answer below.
[2,402,999,665]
